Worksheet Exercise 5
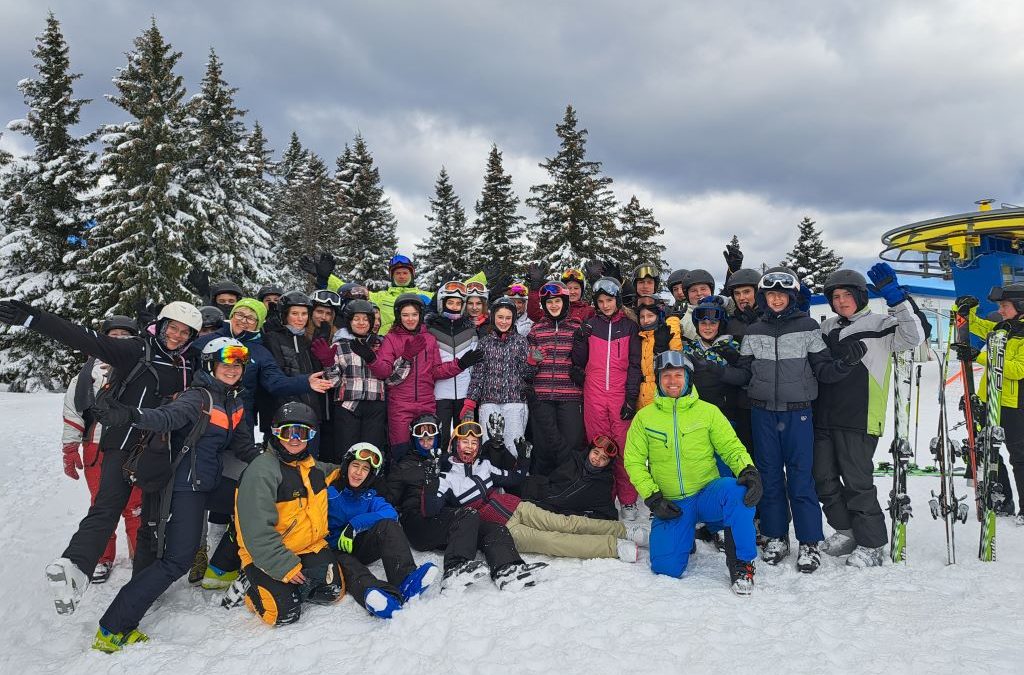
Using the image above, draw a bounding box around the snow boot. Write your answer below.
[846,545,884,568]
[760,538,790,566]
[188,543,209,585]
[494,561,549,591]
[731,560,755,596]
[616,539,639,563]
[1016,514,1024,527]
[201,564,238,590]
[797,542,821,574]
[92,626,149,653]
[820,529,856,557]
[620,502,640,522]
[45,557,89,615]
[713,530,727,553]
[441,559,488,592]
[625,522,650,547]
[400,562,439,602]
[221,571,250,609]
[91,561,112,585]
[364,588,402,619]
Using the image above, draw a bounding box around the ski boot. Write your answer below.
[92,626,149,653]
[760,537,790,565]
[494,561,548,591]
[201,564,238,590]
[624,522,650,547]
[400,562,439,602]
[364,588,402,619]
[731,560,756,596]
[45,558,89,615]
[796,542,821,574]
[221,571,250,609]
[441,559,489,592]
[846,545,884,568]
[91,561,113,584]
[620,502,640,522]
[820,529,856,557]
[617,539,640,562]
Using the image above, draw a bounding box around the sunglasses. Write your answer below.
[352,446,383,469]
[217,344,250,365]
[453,421,483,438]
[411,422,440,438]
[540,282,568,298]
[271,424,317,442]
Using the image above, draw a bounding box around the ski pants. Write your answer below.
[333,400,388,462]
[480,402,529,459]
[812,427,887,548]
[1001,406,1024,514]
[506,501,625,559]
[649,478,756,578]
[82,442,141,565]
[63,448,137,578]
[529,399,585,476]
[583,395,639,507]
[100,490,209,633]
[435,398,465,457]
[401,506,482,572]
[244,547,343,626]
[352,519,418,588]
[751,407,824,543]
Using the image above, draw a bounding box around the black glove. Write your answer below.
[723,242,743,273]
[603,260,622,283]
[263,302,283,331]
[0,300,38,327]
[583,260,604,285]
[315,252,335,288]
[951,342,979,362]
[186,267,211,301]
[620,401,637,420]
[644,492,682,520]
[954,295,979,318]
[713,343,741,365]
[350,338,376,364]
[527,262,546,288]
[480,259,502,284]
[573,322,593,344]
[487,413,505,446]
[838,340,867,367]
[298,254,318,278]
[93,396,141,428]
[134,297,160,328]
[315,319,333,341]
[457,348,484,369]
[736,465,763,507]
[569,366,586,387]
[514,437,532,460]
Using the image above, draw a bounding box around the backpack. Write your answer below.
[122,387,213,492]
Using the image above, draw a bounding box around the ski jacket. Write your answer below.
[195,326,313,422]
[638,317,683,408]
[235,451,342,582]
[684,336,748,419]
[430,456,524,523]
[326,484,398,544]
[427,313,477,401]
[369,324,463,416]
[624,387,753,501]
[527,315,583,401]
[526,290,594,324]
[62,359,109,447]
[320,328,392,412]
[967,308,1024,409]
[524,450,617,520]
[383,453,441,517]
[133,371,259,491]
[262,325,321,412]
[817,298,930,434]
[466,328,535,405]
[571,310,642,406]
[735,306,850,411]
[31,310,195,453]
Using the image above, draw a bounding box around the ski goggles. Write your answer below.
[636,295,658,308]
[344,285,369,300]
[411,422,440,439]
[693,306,725,323]
[758,272,799,292]
[590,434,619,457]
[506,283,529,298]
[389,254,413,269]
[440,281,468,297]
[351,445,384,469]
[453,421,484,438]
[540,281,570,298]
[214,344,250,366]
[310,290,342,308]
[466,281,488,297]
[592,278,622,297]
[561,269,585,285]
[271,424,317,442]
[633,265,659,281]
[654,350,693,372]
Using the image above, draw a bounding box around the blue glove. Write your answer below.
[332,524,355,553]
[797,283,812,312]
[868,262,906,306]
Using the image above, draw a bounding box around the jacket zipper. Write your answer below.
[605,321,612,391]
[773,321,779,408]
[282,519,297,538]
[673,399,684,496]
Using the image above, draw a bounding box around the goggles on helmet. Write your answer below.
[654,350,692,372]
[389,254,413,268]
[214,344,250,366]
[453,421,483,438]
[592,278,622,297]
[590,434,619,458]
[506,283,528,298]
[466,282,488,298]
[310,290,342,307]
[271,424,317,442]
[411,422,440,439]
[561,269,585,285]
[352,445,384,469]
[540,281,570,298]
[441,281,468,297]
[758,272,799,292]
[634,265,659,281]
[345,285,369,300]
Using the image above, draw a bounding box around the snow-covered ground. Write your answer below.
[2,357,1023,674]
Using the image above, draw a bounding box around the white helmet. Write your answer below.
[158,301,203,332]
[201,336,248,374]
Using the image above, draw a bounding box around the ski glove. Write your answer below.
[62,443,83,480]
[797,283,812,312]
[951,342,980,362]
[459,399,478,422]
[298,254,318,278]
[620,401,637,421]
[736,465,763,507]
[527,262,547,288]
[573,322,593,345]
[569,366,586,387]
[487,412,505,445]
[713,343,741,365]
[0,300,38,328]
[527,348,545,366]
[584,260,605,286]
[867,262,907,306]
[315,252,336,287]
[457,348,484,369]
[480,260,502,285]
[514,437,532,460]
[402,334,426,361]
[603,260,622,283]
[645,492,682,520]
[350,339,376,364]
[954,295,979,318]
[723,242,744,273]
[93,397,142,428]
[838,340,868,367]
[333,524,356,554]
[187,267,211,301]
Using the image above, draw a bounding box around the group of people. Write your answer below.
[12,239,1024,655]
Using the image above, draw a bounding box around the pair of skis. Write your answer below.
[978,329,1008,561]
[887,351,914,563]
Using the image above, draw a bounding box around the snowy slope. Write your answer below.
[2,358,1023,674]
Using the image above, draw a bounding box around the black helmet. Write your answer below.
[631,264,661,292]
[310,289,342,309]
[724,268,761,294]
[256,284,284,301]
[101,315,139,336]
[394,293,425,330]
[278,291,313,323]
[271,401,318,429]
[210,280,244,300]
[341,299,375,332]
[489,296,518,332]
[988,283,1024,313]
[823,269,869,312]
[682,269,715,291]
[198,305,225,329]
[667,269,689,292]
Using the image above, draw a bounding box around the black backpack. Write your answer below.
[122,387,213,492]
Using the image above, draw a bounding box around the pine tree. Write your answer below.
[474,144,524,282]
[417,167,473,289]
[276,151,337,288]
[183,49,273,290]
[526,105,619,272]
[74,20,197,321]
[617,195,666,273]
[334,134,398,285]
[237,120,275,281]
[0,13,96,391]
[780,216,843,293]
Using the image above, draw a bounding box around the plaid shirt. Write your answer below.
[332,333,410,411]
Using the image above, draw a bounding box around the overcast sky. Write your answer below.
[3,1,1023,281]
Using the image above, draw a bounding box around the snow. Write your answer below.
[2,357,1024,673]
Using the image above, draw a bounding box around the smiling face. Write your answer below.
[697,319,720,341]
[312,306,334,327]
[638,306,658,328]
[659,367,688,398]
[350,313,371,336]
[566,281,583,302]
[635,278,656,296]
[281,435,308,456]
[456,436,480,463]
[466,297,485,317]
[830,288,858,319]
[596,294,618,317]
[162,319,193,350]
[765,290,790,313]
[588,445,613,468]
[544,296,564,317]
[400,305,421,331]
[214,360,244,386]
[230,309,260,336]
[687,284,712,305]
[494,307,514,333]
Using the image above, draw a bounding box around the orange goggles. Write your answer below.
[453,421,483,438]
[466,282,488,297]
[217,344,250,366]
[441,281,468,296]
[353,446,383,468]
[561,269,585,284]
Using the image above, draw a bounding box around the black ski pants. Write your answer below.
[529,399,585,476]
[813,427,888,548]
[244,547,342,625]
[353,519,417,586]
[63,448,134,578]
[333,401,388,462]
[402,507,521,575]
[998,406,1024,514]
[435,398,464,456]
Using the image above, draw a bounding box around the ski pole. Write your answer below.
[913,363,922,464]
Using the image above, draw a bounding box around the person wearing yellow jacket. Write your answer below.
[635,299,682,409]
[624,351,763,595]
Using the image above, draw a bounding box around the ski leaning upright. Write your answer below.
[979,328,1008,561]
[929,324,969,564]
[888,351,914,563]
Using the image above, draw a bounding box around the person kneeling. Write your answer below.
[624,351,763,595]
[327,442,438,619]
[235,402,345,626]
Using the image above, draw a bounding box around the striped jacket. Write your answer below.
[427,314,478,401]
[527,315,583,401]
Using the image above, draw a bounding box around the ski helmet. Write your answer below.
[723,268,761,295]
[682,269,715,292]
[539,281,571,321]
[158,301,203,333]
[591,277,622,309]
[988,283,1024,314]
[667,269,689,293]
[394,293,425,331]
[436,280,468,316]
[256,285,284,302]
[210,280,244,301]
[632,264,661,292]
[691,297,727,330]
[199,305,225,330]
[342,442,385,490]
[101,315,139,336]
[823,269,869,311]
[200,336,249,375]
[310,289,342,310]
[278,291,313,324]
[341,299,375,333]
[561,268,586,291]
[409,413,441,458]
[269,401,319,462]
[653,350,693,397]
[489,296,518,333]
[388,254,415,279]
[338,282,369,300]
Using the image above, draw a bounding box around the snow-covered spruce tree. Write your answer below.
[526,105,619,272]
[276,151,338,287]
[474,144,524,283]
[617,195,666,273]
[183,49,273,291]
[780,216,843,293]
[237,120,275,273]
[334,134,398,286]
[0,12,96,391]
[417,167,473,289]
